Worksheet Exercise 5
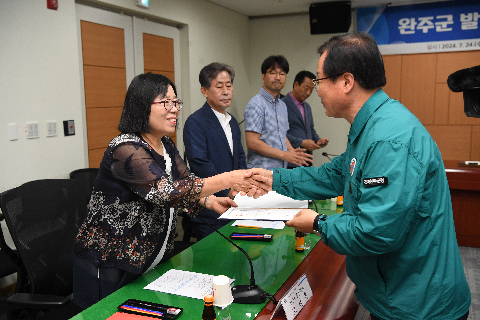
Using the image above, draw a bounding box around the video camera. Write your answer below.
[447,65,480,118]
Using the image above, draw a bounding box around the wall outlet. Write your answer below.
[46,121,57,137]
[26,122,39,139]
[8,123,18,141]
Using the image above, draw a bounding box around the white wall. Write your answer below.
[0,1,86,192]
[248,14,352,167]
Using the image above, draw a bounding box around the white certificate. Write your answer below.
[219,191,308,221]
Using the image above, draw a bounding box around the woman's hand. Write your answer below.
[229,169,272,198]
[231,168,273,198]
[202,196,238,214]
[198,195,238,214]
[200,168,273,200]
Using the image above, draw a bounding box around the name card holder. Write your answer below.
[270,274,312,320]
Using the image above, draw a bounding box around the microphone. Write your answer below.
[195,216,276,305]
[322,152,339,161]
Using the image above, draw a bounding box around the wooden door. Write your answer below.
[80,20,126,168]
[382,50,480,160]
[133,17,181,147]
[77,5,179,168]
[143,33,176,144]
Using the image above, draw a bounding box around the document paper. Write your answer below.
[145,269,214,300]
[219,191,308,221]
[231,219,285,229]
[145,269,234,300]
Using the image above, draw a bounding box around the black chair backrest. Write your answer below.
[69,168,99,205]
[0,193,17,278]
[0,179,87,296]
[0,246,17,279]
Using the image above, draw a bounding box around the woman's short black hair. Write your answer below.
[118,73,177,134]
[317,32,386,90]
[261,55,289,75]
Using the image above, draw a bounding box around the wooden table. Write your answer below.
[255,242,358,320]
[444,160,480,247]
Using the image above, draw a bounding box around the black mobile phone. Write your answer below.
[118,299,183,319]
[230,232,273,242]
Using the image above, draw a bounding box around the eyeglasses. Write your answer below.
[313,74,342,91]
[152,99,183,111]
[267,70,287,77]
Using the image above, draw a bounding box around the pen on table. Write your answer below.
[231,234,265,238]
[237,225,261,229]
[120,305,163,317]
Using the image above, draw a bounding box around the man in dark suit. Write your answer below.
[183,62,247,240]
[282,71,329,168]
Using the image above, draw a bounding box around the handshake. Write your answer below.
[231,168,274,199]
[206,167,318,234]
[201,168,274,215]
[205,167,319,235]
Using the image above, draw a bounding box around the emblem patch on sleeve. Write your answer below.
[363,177,388,187]
[350,158,356,176]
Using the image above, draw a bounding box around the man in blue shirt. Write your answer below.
[251,32,471,320]
[282,70,329,168]
[244,55,313,170]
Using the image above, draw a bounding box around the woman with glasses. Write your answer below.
[73,73,269,309]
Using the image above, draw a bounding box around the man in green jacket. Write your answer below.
[252,32,471,319]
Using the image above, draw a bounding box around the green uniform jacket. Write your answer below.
[273,89,470,319]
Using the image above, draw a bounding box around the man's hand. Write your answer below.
[248,168,273,185]
[316,138,329,148]
[247,168,273,195]
[283,148,314,167]
[301,139,321,152]
[285,209,319,233]
[229,170,271,199]
[231,169,273,198]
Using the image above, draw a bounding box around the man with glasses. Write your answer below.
[244,55,313,170]
[250,32,471,320]
[183,63,247,240]
[282,70,329,169]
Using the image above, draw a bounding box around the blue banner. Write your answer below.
[357,0,480,54]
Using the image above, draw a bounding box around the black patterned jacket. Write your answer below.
[75,133,203,274]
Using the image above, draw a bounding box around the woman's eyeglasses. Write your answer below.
[152,99,183,111]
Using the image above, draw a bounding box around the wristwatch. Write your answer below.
[312,214,328,236]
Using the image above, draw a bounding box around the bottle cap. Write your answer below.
[204,294,214,303]
[336,195,344,206]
